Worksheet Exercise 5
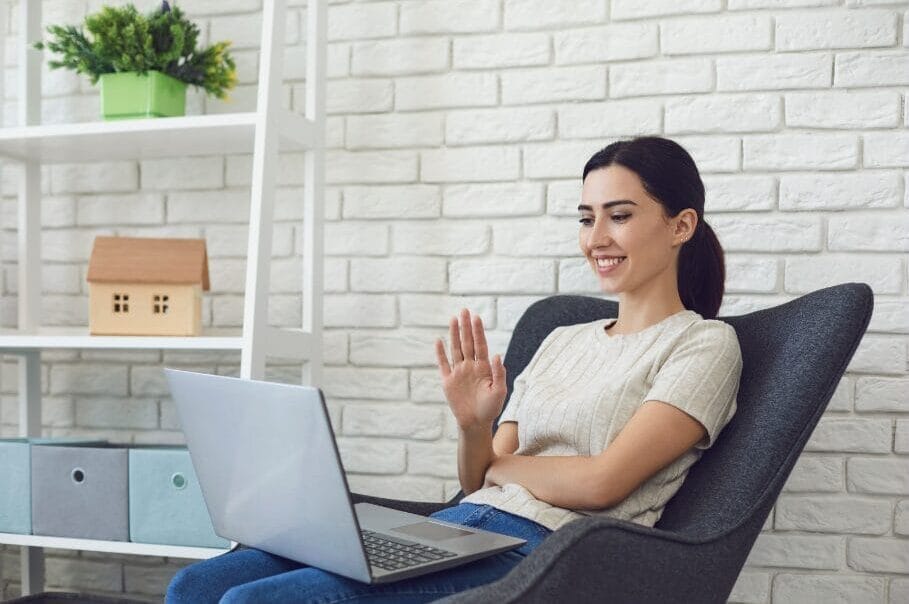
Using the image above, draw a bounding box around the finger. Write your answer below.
[472,314,489,361]
[492,354,506,389]
[449,316,463,363]
[435,339,451,377]
[459,308,475,361]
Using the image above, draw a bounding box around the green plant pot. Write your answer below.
[99,70,187,120]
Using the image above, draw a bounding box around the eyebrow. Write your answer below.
[577,200,639,211]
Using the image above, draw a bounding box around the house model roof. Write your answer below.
[86,236,210,291]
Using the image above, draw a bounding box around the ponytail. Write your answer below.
[678,220,724,319]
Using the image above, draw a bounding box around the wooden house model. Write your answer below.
[86,236,210,336]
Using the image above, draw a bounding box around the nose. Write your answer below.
[583,217,612,251]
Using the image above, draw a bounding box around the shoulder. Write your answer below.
[523,320,599,365]
[685,317,738,343]
[540,319,598,344]
[661,317,742,366]
[676,318,742,367]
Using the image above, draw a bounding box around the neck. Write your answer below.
[607,264,686,334]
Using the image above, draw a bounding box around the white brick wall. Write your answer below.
[1,0,907,600]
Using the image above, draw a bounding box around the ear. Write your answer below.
[674,209,698,244]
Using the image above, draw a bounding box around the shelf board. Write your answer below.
[0,532,228,559]
[0,110,315,163]
[0,327,244,351]
[0,326,315,357]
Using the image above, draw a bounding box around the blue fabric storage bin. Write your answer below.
[0,439,33,534]
[31,442,128,541]
[128,446,228,548]
[0,438,105,535]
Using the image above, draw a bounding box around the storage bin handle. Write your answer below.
[171,472,187,490]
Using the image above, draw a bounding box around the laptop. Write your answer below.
[163,368,526,584]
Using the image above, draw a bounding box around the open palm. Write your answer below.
[435,308,507,430]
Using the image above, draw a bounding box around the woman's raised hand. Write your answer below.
[435,308,507,430]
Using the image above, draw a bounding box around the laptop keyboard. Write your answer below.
[361,529,458,571]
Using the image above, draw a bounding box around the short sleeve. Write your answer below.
[643,321,743,450]
[498,327,562,424]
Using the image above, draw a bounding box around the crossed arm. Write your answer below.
[464,399,709,510]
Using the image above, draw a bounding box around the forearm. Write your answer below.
[457,424,497,495]
[486,454,606,510]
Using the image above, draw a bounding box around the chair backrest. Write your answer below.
[489,283,873,538]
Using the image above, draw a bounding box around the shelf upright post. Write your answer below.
[240,0,287,380]
[0,3,3,591]
[16,0,45,595]
[301,0,326,388]
[16,0,42,434]
[0,2,3,121]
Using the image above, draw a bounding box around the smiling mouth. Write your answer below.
[595,257,626,268]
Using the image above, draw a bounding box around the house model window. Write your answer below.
[153,294,170,315]
[87,236,210,337]
[113,293,130,313]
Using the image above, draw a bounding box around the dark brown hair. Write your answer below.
[582,136,725,319]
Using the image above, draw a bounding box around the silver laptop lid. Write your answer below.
[164,368,371,582]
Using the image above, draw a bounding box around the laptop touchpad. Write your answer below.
[391,521,473,541]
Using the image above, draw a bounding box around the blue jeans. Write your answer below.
[166,503,552,603]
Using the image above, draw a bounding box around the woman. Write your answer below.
[166,135,743,603]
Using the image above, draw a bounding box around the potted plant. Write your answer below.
[35,1,237,120]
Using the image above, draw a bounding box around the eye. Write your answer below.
[612,214,630,223]
[578,217,593,226]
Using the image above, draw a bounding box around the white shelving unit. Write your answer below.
[0,0,326,595]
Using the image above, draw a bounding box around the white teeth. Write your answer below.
[596,257,626,268]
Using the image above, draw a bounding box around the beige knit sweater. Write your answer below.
[460,309,743,532]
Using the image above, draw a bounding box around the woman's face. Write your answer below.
[578,164,694,294]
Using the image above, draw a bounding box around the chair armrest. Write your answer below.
[436,515,742,604]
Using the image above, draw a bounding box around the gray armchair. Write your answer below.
[351,282,874,603]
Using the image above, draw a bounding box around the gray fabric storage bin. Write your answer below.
[0,438,106,535]
[31,443,129,541]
